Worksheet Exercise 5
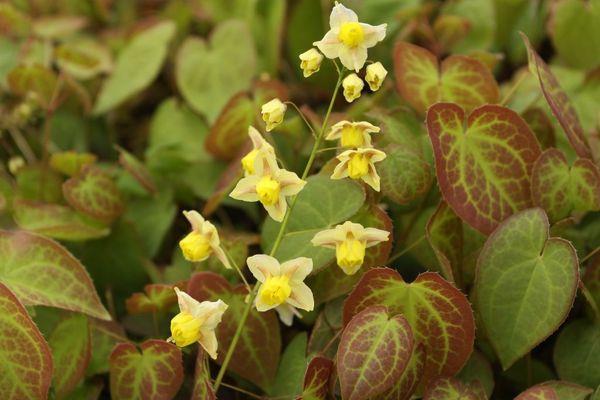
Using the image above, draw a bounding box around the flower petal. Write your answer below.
[331,159,350,180]
[174,287,201,315]
[183,210,205,231]
[198,329,219,359]
[281,257,313,283]
[194,299,228,330]
[329,2,358,28]
[212,244,232,269]
[230,175,260,202]
[361,23,387,48]
[275,303,300,326]
[360,227,390,248]
[255,295,278,312]
[278,170,306,196]
[287,281,314,312]
[362,165,381,191]
[338,46,367,72]
[325,120,350,141]
[311,226,346,248]
[313,30,341,59]
[264,195,287,222]
[247,254,281,282]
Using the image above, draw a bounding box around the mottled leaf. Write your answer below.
[125,284,178,315]
[192,351,215,400]
[423,377,485,400]
[300,356,333,400]
[381,344,425,400]
[379,143,432,205]
[553,319,600,387]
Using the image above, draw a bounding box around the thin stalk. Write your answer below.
[223,247,251,291]
[581,245,600,264]
[501,71,528,106]
[285,101,317,139]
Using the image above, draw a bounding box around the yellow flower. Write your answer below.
[247,254,314,326]
[241,126,276,176]
[169,288,228,358]
[312,221,389,275]
[261,98,287,132]
[331,147,386,191]
[342,73,364,103]
[179,210,232,269]
[8,156,25,174]
[325,120,380,148]
[299,48,324,78]
[313,2,386,72]
[365,62,387,91]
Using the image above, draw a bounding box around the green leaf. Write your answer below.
[54,39,112,80]
[0,230,111,320]
[301,356,334,400]
[252,0,286,74]
[192,352,215,400]
[553,319,600,387]
[87,319,127,376]
[270,333,307,397]
[49,151,97,177]
[117,147,156,194]
[381,344,426,400]
[0,282,53,399]
[423,377,486,400]
[7,64,58,108]
[379,143,432,205]
[16,165,63,203]
[93,21,175,114]
[475,208,579,369]
[32,15,87,39]
[456,350,495,398]
[109,340,183,400]
[426,103,542,234]
[337,306,414,400]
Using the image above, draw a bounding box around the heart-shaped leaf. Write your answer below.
[192,352,216,400]
[337,306,414,400]
[344,268,475,386]
[0,282,53,400]
[125,284,179,315]
[381,344,425,400]
[426,103,542,234]
[475,208,579,369]
[271,333,307,397]
[553,319,600,387]
[423,377,485,400]
[301,356,334,400]
[394,41,499,115]
[109,340,183,400]
[515,381,593,400]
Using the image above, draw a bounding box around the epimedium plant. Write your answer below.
[0,1,599,400]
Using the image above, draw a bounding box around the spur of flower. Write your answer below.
[261,98,287,132]
[230,156,306,222]
[313,2,386,72]
[312,221,389,275]
[331,147,386,191]
[241,126,276,176]
[179,210,231,269]
[247,254,314,326]
[326,120,380,148]
[169,288,228,359]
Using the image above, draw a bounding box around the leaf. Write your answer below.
[262,175,365,273]
[32,15,87,38]
[426,103,542,234]
[125,284,178,315]
[109,340,183,400]
[522,108,556,150]
[0,282,53,400]
[381,344,426,400]
[49,151,97,177]
[16,165,63,203]
[87,319,127,376]
[300,356,333,400]
[187,271,281,390]
[0,230,111,320]
[475,208,579,369]
[521,33,593,160]
[337,306,414,400]
[427,200,463,282]
[307,298,343,359]
[252,0,286,74]
[343,268,475,386]
[192,351,215,400]
[393,41,499,115]
[270,333,307,397]
[48,314,91,398]
[423,377,485,400]
[515,385,559,400]
[54,39,112,80]
[540,381,594,400]
[553,319,600,387]
[117,147,156,194]
[93,21,175,114]
[456,350,495,398]
[7,64,58,108]
[531,148,600,222]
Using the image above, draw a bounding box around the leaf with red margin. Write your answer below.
[300,356,333,400]
[381,344,425,400]
[337,306,414,400]
[48,314,90,398]
[475,208,579,370]
[187,271,281,391]
[343,268,475,387]
[0,282,53,400]
[379,144,433,205]
[531,148,600,222]
[125,283,180,314]
[520,33,593,160]
[427,201,463,283]
[423,377,485,400]
[109,340,183,400]
[117,147,157,194]
[426,103,542,234]
[394,41,499,115]
[515,385,559,400]
[0,230,111,320]
[192,351,216,400]
[539,381,593,400]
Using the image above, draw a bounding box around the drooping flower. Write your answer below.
[313,2,386,72]
[179,210,232,269]
[299,48,324,78]
[342,73,364,103]
[241,126,276,176]
[261,98,287,132]
[331,147,386,191]
[169,288,228,358]
[247,254,314,326]
[311,221,389,275]
[365,62,387,91]
[325,120,380,148]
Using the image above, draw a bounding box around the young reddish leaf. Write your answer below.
[337,306,414,400]
[187,271,281,391]
[553,319,600,387]
[521,33,593,160]
[117,147,157,194]
[125,284,179,315]
[0,230,111,320]
[394,41,499,115]
[424,377,486,400]
[192,351,216,400]
[426,103,542,234]
[343,268,475,386]
[539,381,593,400]
[522,108,556,150]
[381,344,425,400]
[475,208,579,369]
[300,356,334,400]
[515,385,559,400]
[379,144,433,205]
[0,282,53,400]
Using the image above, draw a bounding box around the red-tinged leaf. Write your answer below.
[379,144,433,205]
[343,268,475,386]
[187,272,281,390]
[87,319,127,376]
[192,351,216,400]
[394,41,499,115]
[117,147,157,194]
[7,64,58,108]
[583,259,600,319]
[515,385,559,400]
[63,165,124,223]
[538,381,593,400]
[426,103,542,234]
[0,282,53,400]
[521,33,593,160]
[109,340,183,400]
[522,108,556,150]
[203,150,246,216]
[307,298,343,359]
[427,201,462,283]
[48,314,91,399]
[337,306,414,400]
[300,356,334,400]
[381,344,426,400]
[125,284,179,315]
[423,377,485,400]
[0,230,111,320]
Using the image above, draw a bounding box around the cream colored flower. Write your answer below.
[230,157,306,222]
[313,2,386,72]
[331,148,386,191]
[169,288,228,358]
[299,48,324,78]
[325,120,380,148]
[342,73,364,103]
[179,210,231,269]
[261,98,287,132]
[247,254,314,326]
[311,221,389,275]
[241,126,276,176]
[365,62,387,91]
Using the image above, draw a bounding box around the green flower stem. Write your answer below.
[222,247,251,291]
[213,67,344,393]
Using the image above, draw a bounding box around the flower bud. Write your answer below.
[342,73,364,103]
[179,231,212,262]
[261,98,287,132]
[365,62,387,91]
[299,48,323,78]
[170,312,202,347]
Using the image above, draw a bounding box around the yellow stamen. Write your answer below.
[241,149,258,175]
[259,275,292,306]
[179,231,212,262]
[256,175,281,206]
[170,312,202,347]
[347,153,369,179]
[338,22,365,48]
